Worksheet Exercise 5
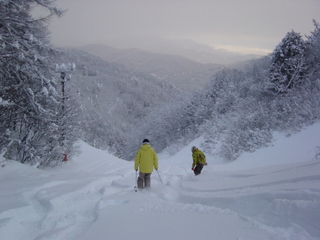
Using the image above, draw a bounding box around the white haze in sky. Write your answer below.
[40,0,320,55]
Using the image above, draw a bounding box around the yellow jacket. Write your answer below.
[134,143,158,173]
[192,148,206,168]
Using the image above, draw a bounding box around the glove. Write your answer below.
[191,168,194,171]
[204,162,208,166]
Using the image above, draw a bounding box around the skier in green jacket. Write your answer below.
[134,139,158,189]
[191,146,207,175]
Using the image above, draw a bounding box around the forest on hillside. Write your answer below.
[1,0,320,166]
[122,22,320,161]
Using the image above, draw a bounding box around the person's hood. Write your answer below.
[140,143,151,151]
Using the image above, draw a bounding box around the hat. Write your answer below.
[191,146,197,151]
[143,139,149,143]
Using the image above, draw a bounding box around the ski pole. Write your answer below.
[134,170,138,192]
[156,170,165,187]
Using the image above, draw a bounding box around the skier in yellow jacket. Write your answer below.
[134,139,158,189]
[191,146,207,175]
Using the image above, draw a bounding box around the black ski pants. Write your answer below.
[194,164,204,175]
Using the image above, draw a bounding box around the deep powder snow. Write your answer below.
[1,123,320,240]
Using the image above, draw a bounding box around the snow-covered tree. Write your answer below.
[268,30,307,93]
[306,20,320,77]
[0,0,68,166]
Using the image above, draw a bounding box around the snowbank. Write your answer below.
[0,123,320,240]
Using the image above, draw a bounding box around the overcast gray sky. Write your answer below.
[44,0,320,55]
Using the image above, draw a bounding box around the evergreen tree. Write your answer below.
[268,30,306,93]
[0,0,67,166]
[306,20,320,77]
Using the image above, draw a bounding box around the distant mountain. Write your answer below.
[77,44,223,91]
[50,48,181,153]
[99,35,264,65]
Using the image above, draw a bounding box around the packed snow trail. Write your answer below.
[1,123,320,240]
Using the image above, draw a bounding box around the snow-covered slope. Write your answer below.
[1,123,320,240]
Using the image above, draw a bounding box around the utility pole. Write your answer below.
[55,63,76,162]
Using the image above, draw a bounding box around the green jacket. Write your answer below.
[192,148,206,168]
[134,143,158,173]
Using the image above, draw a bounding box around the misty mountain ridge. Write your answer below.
[74,36,263,91]
[95,35,264,65]
[77,44,223,91]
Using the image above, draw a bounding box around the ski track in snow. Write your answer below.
[1,130,320,240]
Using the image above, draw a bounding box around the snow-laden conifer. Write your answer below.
[0,0,69,166]
[268,31,307,93]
